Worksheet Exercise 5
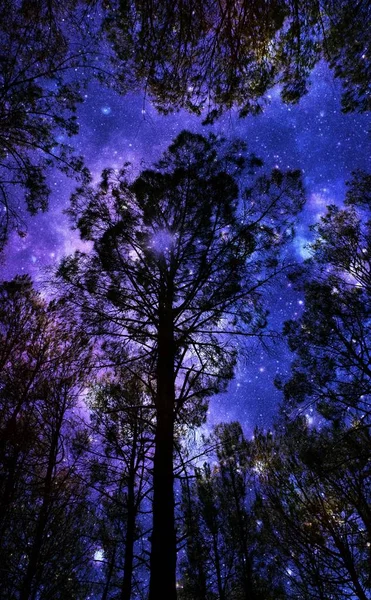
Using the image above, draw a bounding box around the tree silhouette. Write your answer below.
[269,172,371,598]
[179,472,210,600]
[179,422,289,600]
[280,171,371,423]
[0,0,92,250]
[252,418,370,600]
[0,276,94,599]
[56,130,304,598]
[87,372,154,600]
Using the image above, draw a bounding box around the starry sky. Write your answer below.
[2,61,370,433]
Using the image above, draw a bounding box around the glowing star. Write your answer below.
[94,549,104,562]
[305,413,314,426]
[101,106,111,115]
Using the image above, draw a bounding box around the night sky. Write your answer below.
[2,60,370,433]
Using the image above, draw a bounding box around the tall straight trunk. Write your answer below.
[228,467,256,600]
[120,419,139,600]
[148,297,177,600]
[0,394,37,538]
[184,476,208,600]
[212,529,225,600]
[0,450,19,539]
[19,433,58,600]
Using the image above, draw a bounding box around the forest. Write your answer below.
[0,1,370,599]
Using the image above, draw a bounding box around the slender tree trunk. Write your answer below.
[0,450,19,538]
[184,475,208,600]
[101,546,117,600]
[211,528,225,600]
[19,430,59,600]
[148,297,177,600]
[228,467,256,600]
[332,532,368,600]
[0,405,33,537]
[120,419,139,600]
[19,497,50,599]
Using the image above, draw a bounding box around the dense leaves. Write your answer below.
[179,422,283,600]
[280,172,371,422]
[252,419,370,600]
[0,276,95,599]
[0,1,368,251]
[103,0,371,122]
[0,0,93,250]
[179,416,371,600]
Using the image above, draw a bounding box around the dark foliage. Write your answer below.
[0,0,93,250]
[0,276,95,599]
[56,130,304,599]
[279,171,371,423]
[103,0,371,122]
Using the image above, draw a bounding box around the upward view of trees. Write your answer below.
[56,130,304,599]
[0,3,370,600]
[0,172,370,595]
[1,1,369,251]
[0,0,94,250]
[103,0,371,122]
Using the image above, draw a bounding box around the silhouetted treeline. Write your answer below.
[1,165,370,599]
[0,276,94,599]
[0,2,370,598]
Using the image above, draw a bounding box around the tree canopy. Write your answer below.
[1,3,370,598]
[0,0,93,250]
[0,1,369,251]
[103,0,371,122]
[280,170,371,423]
[56,130,304,599]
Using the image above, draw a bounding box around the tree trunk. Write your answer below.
[212,528,225,600]
[228,466,257,600]
[148,297,177,600]
[19,490,50,600]
[19,429,59,600]
[149,408,176,600]
[101,546,117,600]
[0,450,19,539]
[120,419,139,600]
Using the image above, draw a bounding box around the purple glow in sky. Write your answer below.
[1,62,370,430]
